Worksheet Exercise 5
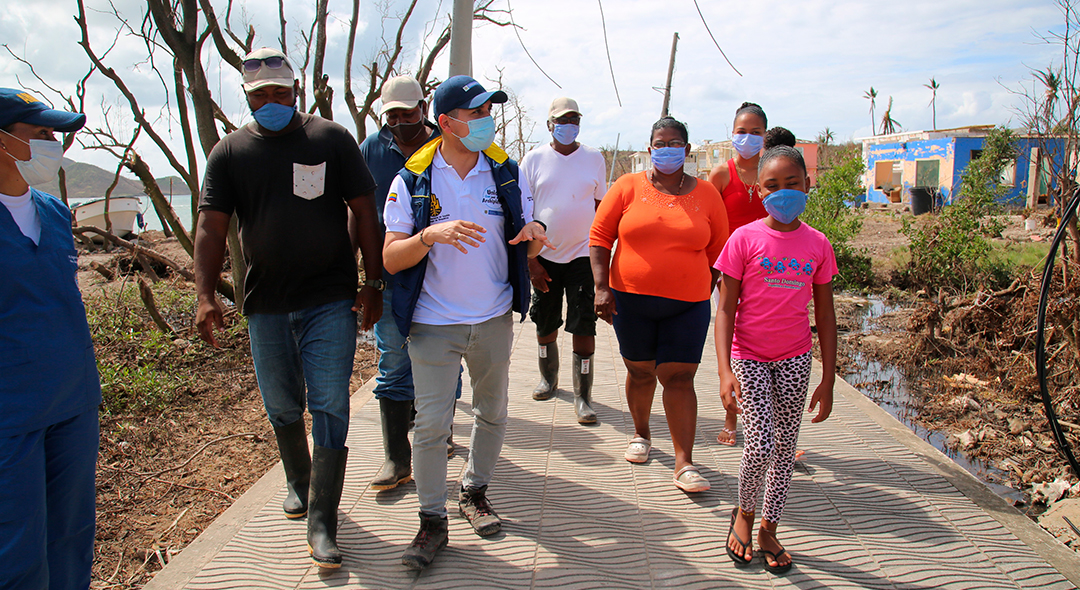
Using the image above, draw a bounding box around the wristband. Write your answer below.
[532,219,547,231]
[418,228,433,248]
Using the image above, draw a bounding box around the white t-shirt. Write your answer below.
[0,189,42,245]
[384,148,534,325]
[520,143,606,264]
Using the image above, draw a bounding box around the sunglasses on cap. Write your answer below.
[242,56,287,72]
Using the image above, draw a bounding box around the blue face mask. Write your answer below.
[449,115,496,152]
[551,123,580,146]
[253,102,296,132]
[732,133,764,159]
[762,189,808,224]
[650,146,686,174]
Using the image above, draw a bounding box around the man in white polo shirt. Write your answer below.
[382,75,550,570]
[520,97,607,424]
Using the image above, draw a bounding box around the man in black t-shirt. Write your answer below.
[194,47,383,570]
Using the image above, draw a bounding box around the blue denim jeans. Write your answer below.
[408,312,513,517]
[247,299,356,449]
[374,284,463,402]
[0,408,98,590]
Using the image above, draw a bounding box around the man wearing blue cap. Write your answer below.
[195,48,383,569]
[0,88,101,589]
[383,75,551,569]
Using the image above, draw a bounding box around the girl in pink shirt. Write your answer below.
[715,145,838,574]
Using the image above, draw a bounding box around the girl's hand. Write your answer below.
[808,380,833,423]
[719,369,742,410]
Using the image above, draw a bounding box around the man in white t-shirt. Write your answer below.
[520,97,607,424]
[383,75,551,570]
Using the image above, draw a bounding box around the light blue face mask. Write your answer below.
[732,133,764,159]
[449,115,496,152]
[762,189,808,224]
[551,123,580,146]
[650,146,686,174]
[253,102,297,132]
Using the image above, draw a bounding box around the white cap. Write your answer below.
[549,97,581,119]
[380,75,424,116]
[241,48,295,92]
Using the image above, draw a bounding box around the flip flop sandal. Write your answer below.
[624,437,651,463]
[759,528,793,574]
[726,508,752,565]
[673,465,711,492]
[793,449,805,461]
[716,428,737,446]
[761,548,792,574]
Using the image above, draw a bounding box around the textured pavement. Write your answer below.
[146,318,1080,589]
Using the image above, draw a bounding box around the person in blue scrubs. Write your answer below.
[0,88,101,590]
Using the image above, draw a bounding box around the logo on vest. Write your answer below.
[482,186,502,216]
[429,193,443,218]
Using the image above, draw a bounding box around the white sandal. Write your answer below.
[624,436,651,463]
[673,465,711,493]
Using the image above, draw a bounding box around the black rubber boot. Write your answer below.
[273,419,311,519]
[401,511,449,570]
[371,399,412,491]
[573,353,597,424]
[308,445,348,568]
[532,341,559,401]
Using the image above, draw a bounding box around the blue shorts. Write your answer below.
[611,290,710,365]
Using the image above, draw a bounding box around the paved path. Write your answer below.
[147,319,1080,589]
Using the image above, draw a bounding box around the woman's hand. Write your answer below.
[594,285,617,324]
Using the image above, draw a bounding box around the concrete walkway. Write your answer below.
[146,319,1080,589]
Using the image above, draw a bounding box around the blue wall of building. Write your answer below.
[864,134,1067,207]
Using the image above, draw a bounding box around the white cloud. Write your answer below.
[0,0,1067,182]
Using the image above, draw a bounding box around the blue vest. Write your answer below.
[0,189,101,436]
[390,139,531,337]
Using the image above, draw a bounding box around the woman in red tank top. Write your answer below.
[707,103,768,446]
[708,102,768,233]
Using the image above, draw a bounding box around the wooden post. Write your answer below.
[660,33,679,118]
[449,0,472,77]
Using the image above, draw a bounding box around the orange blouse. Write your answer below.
[590,172,730,302]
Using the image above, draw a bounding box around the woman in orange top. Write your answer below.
[591,117,730,493]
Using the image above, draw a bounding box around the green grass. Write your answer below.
[85,280,247,416]
[988,241,1052,271]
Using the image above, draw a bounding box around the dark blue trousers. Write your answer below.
[0,408,98,590]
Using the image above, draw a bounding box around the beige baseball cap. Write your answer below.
[241,48,295,92]
[380,75,424,116]
[549,97,581,119]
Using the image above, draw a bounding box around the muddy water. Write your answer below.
[841,296,1025,505]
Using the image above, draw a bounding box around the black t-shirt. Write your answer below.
[200,113,377,314]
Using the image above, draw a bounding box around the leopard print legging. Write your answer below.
[732,351,812,523]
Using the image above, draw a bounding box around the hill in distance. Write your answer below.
[32,158,187,200]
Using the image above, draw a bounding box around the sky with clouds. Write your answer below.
[0,0,1068,184]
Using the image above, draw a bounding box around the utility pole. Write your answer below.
[449,0,472,77]
[660,32,679,118]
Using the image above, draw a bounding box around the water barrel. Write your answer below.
[910,187,933,216]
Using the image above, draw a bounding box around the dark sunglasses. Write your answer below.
[243,56,287,72]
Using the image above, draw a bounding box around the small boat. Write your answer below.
[71,196,143,239]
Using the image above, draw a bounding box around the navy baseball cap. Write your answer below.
[433,75,508,119]
[0,88,86,132]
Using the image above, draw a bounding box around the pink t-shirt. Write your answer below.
[715,219,838,362]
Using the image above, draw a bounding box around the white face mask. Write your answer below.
[2,130,64,186]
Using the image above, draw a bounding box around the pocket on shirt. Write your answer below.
[293,162,327,200]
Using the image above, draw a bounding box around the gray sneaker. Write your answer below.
[458,485,502,537]
[401,511,448,571]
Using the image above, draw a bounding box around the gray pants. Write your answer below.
[408,312,513,516]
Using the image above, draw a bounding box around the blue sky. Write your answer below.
[0,0,1067,182]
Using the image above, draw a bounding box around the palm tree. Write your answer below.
[924,77,940,130]
[881,96,900,135]
[864,86,878,134]
[817,126,836,146]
